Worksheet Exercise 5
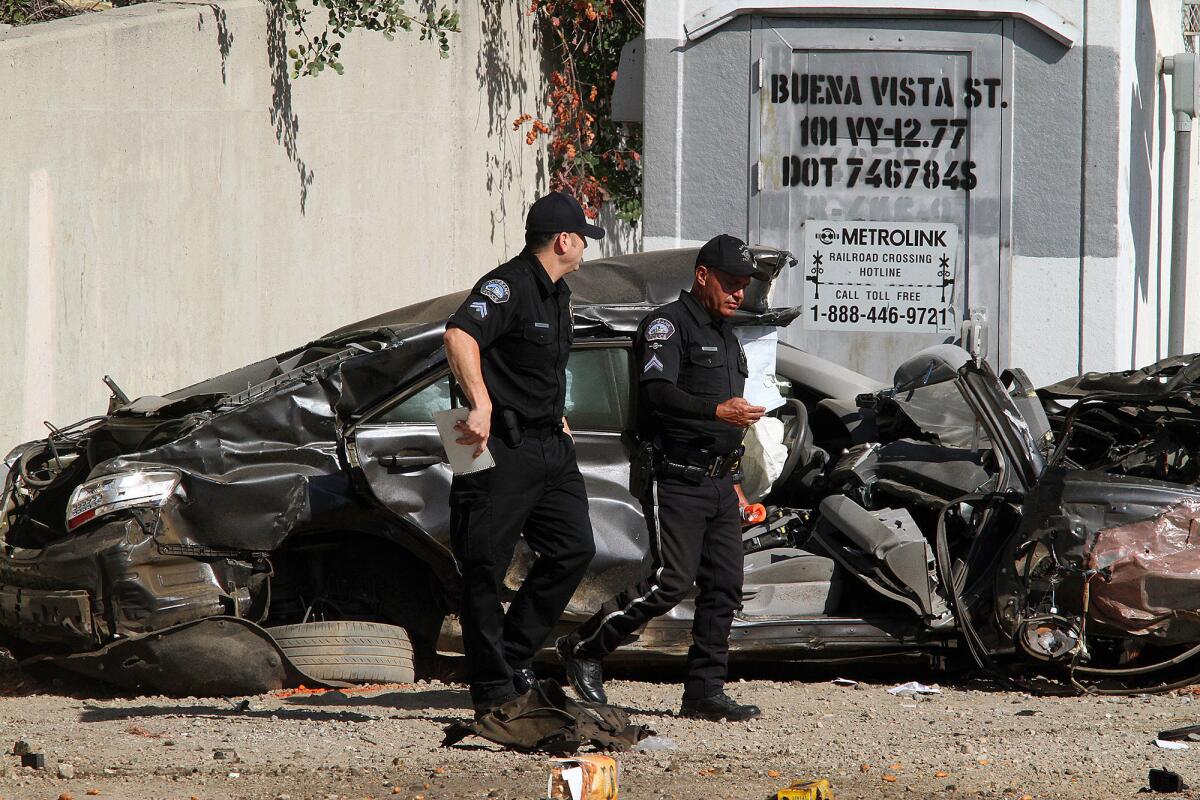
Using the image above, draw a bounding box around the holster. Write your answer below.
[628,441,654,499]
[495,408,524,448]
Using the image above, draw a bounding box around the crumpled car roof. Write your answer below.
[326,248,760,337]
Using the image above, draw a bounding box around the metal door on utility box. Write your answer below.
[750,18,1011,382]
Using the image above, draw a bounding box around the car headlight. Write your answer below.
[66,470,181,531]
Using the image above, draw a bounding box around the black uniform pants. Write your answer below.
[449,431,595,708]
[568,474,743,700]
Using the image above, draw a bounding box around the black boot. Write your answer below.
[511,666,538,696]
[679,692,761,722]
[556,636,607,704]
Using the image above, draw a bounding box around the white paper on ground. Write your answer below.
[886,681,942,696]
[736,326,786,412]
[1156,739,1190,750]
[832,677,858,687]
[433,408,496,475]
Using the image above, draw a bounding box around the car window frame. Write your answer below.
[562,339,635,435]
[353,338,635,434]
[356,368,452,429]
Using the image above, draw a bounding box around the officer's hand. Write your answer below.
[715,397,766,428]
[454,408,491,458]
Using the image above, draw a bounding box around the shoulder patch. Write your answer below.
[480,279,510,304]
[645,318,676,342]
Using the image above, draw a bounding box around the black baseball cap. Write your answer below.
[526,191,606,239]
[696,234,768,279]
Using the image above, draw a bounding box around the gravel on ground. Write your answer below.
[2,660,1198,800]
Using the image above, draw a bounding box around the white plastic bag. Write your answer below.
[740,417,788,502]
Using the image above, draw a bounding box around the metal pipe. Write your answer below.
[1169,111,1193,356]
[1164,53,1196,356]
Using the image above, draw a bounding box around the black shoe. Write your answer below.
[679,692,762,722]
[556,636,607,704]
[511,666,538,696]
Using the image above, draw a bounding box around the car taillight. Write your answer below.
[66,470,181,531]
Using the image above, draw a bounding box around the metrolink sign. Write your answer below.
[801,221,960,333]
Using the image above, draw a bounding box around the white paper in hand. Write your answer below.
[735,326,786,413]
[433,408,496,475]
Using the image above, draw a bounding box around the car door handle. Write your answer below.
[377,454,442,470]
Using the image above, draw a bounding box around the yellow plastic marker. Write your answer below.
[774,779,833,800]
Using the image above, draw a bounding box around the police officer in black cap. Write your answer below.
[443,191,604,716]
[557,234,767,722]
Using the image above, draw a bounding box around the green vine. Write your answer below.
[515,1,644,222]
[1,0,94,26]
[281,0,460,78]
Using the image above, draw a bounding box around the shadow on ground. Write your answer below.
[282,687,470,713]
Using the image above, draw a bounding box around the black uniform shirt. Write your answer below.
[446,249,573,427]
[636,290,748,455]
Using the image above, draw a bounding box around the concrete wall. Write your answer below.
[1001,0,1199,380]
[644,0,1200,386]
[0,0,557,447]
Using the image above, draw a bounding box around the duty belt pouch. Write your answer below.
[628,441,654,498]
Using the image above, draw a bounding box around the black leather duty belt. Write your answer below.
[521,423,564,438]
[656,447,742,480]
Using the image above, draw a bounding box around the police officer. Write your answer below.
[557,234,767,722]
[443,191,604,716]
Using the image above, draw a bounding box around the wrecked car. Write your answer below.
[2,246,1200,696]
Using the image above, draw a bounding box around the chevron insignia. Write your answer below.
[644,355,664,373]
[470,301,489,318]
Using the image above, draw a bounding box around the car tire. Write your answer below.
[266,621,415,684]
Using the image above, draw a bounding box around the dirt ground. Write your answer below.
[1,659,1199,800]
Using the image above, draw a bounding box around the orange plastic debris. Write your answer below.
[935,770,950,778]
[859,764,871,773]
[125,724,161,738]
[59,794,73,800]
[433,767,446,775]
[86,792,101,797]
[742,504,767,524]
[391,789,401,795]
[768,770,781,778]
[889,762,903,771]
[882,774,897,783]
[1020,795,1033,800]
[978,759,991,766]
